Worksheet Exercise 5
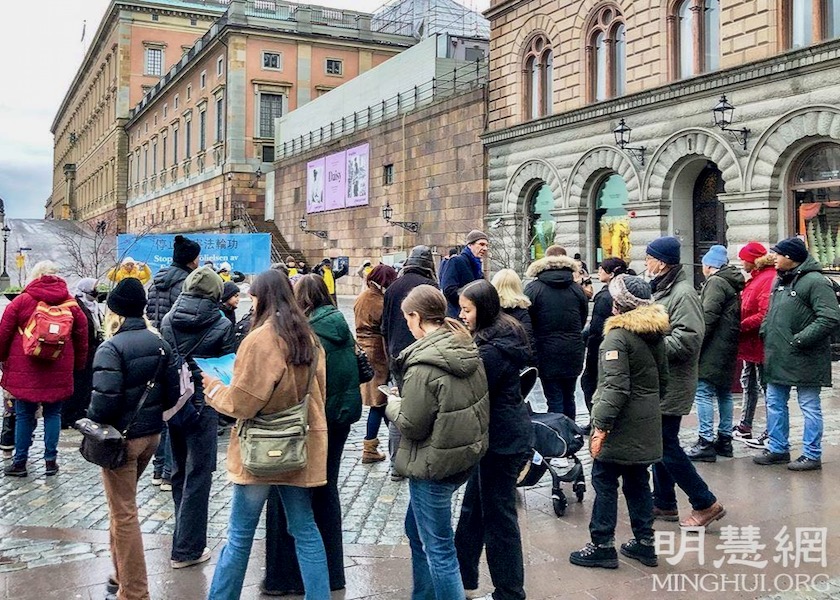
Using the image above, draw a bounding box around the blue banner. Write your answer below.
[117,234,272,275]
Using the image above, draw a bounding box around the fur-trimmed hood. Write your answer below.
[753,254,776,271]
[526,254,579,278]
[604,304,670,336]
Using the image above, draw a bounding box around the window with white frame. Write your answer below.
[259,93,284,138]
[217,56,224,76]
[200,70,206,89]
[163,103,168,119]
[186,85,192,101]
[173,124,180,163]
[262,52,282,70]
[162,132,167,169]
[152,140,157,174]
[174,94,180,110]
[199,109,207,151]
[326,58,343,75]
[145,47,163,76]
[215,96,224,141]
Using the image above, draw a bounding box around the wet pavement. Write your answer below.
[2,297,840,598]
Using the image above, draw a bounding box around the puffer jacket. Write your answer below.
[501,305,535,365]
[524,255,589,380]
[476,320,534,455]
[737,255,777,364]
[146,263,192,327]
[651,266,704,416]
[387,327,489,482]
[308,305,363,426]
[160,294,235,406]
[698,264,744,387]
[591,305,668,465]
[761,255,840,387]
[0,275,89,402]
[87,318,179,439]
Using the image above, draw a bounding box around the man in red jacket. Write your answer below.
[733,243,777,447]
[0,262,88,477]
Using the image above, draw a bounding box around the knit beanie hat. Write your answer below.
[107,278,147,318]
[738,241,768,264]
[609,274,653,310]
[183,266,224,301]
[646,236,681,265]
[600,257,628,276]
[702,245,729,269]
[172,235,201,266]
[465,230,488,245]
[771,237,809,263]
[221,282,240,304]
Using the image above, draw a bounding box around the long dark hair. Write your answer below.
[459,279,526,345]
[249,269,314,365]
[294,274,334,316]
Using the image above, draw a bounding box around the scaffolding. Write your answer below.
[372,0,489,39]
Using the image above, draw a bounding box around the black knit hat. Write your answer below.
[771,237,809,263]
[107,278,147,318]
[173,234,201,266]
[221,281,240,303]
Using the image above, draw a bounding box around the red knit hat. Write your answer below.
[738,241,768,264]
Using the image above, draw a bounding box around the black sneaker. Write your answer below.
[3,462,27,477]
[620,539,658,567]
[744,431,769,449]
[752,449,790,465]
[569,542,619,569]
[714,434,733,458]
[686,437,717,462]
[787,455,822,471]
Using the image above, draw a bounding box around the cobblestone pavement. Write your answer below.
[3,297,840,598]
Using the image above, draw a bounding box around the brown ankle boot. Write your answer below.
[362,438,386,463]
[680,502,726,527]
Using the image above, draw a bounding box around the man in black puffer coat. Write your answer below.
[160,266,234,569]
[146,235,201,328]
[525,254,589,419]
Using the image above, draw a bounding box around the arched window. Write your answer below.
[594,174,631,264]
[670,0,720,79]
[782,0,840,48]
[529,183,555,260]
[523,34,553,120]
[586,5,626,102]
[789,143,840,270]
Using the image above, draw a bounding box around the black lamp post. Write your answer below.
[0,225,11,288]
[299,215,328,239]
[712,94,750,150]
[382,201,419,233]
[613,118,646,165]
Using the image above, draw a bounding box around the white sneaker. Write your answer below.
[744,432,769,449]
[171,547,211,569]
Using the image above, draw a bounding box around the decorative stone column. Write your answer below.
[719,191,781,257]
[626,201,670,273]
[550,207,588,258]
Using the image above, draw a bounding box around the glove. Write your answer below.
[590,428,608,459]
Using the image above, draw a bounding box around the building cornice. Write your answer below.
[482,38,840,147]
[483,0,531,20]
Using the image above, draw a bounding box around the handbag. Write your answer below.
[238,352,319,477]
[76,347,166,470]
[355,343,375,384]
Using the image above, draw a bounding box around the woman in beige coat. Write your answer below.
[203,269,330,600]
[353,264,398,463]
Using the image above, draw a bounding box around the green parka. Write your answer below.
[761,255,840,387]
[591,304,668,465]
[652,266,705,415]
[698,264,745,387]
[308,305,362,426]
[387,327,489,482]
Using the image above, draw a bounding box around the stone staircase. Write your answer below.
[233,203,306,267]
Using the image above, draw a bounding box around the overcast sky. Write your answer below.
[0,0,490,220]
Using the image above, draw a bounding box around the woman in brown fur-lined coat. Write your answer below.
[353,264,398,463]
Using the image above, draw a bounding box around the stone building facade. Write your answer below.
[484,0,840,279]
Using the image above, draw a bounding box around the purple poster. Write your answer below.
[306,157,325,214]
[324,151,346,211]
[345,143,370,207]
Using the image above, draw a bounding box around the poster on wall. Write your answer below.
[345,143,370,207]
[306,157,326,213]
[323,151,347,211]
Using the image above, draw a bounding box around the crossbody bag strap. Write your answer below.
[123,345,167,436]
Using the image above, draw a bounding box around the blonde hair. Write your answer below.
[103,309,158,340]
[401,285,470,338]
[29,260,61,282]
[491,269,531,310]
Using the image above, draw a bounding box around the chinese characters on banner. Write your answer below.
[116,234,272,274]
[306,142,369,213]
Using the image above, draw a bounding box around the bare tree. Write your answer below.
[487,224,536,276]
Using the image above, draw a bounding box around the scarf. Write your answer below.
[464,246,483,279]
[650,264,683,295]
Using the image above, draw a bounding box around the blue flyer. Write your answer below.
[194,353,236,386]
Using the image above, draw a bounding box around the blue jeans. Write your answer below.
[766,384,823,460]
[405,478,464,600]
[739,362,766,429]
[694,379,734,442]
[208,484,328,600]
[14,400,62,463]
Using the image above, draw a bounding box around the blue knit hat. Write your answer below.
[646,236,681,265]
[702,245,729,269]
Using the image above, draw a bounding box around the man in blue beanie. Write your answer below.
[754,237,840,471]
[644,236,725,528]
[686,245,744,463]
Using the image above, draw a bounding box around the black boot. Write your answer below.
[686,437,717,462]
[714,434,733,457]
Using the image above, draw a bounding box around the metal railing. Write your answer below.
[278,59,488,160]
[233,202,286,264]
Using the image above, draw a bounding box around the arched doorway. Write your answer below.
[790,143,840,271]
[593,173,631,265]
[528,182,555,260]
[692,163,727,286]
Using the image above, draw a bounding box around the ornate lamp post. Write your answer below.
[381,201,419,233]
[0,225,11,290]
[299,216,328,239]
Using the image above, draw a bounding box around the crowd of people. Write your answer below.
[0,226,837,599]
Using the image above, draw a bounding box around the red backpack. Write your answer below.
[18,300,77,361]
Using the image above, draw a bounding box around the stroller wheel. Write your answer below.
[574,481,586,503]
[552,488,567,518]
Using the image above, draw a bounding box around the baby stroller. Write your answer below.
[516,368,587,517]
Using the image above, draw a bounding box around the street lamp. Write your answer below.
[381,201,419,233]
[0,225,11,290]
[613,118,646,165]
[712,94,750,150]
[299,215,328,239]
